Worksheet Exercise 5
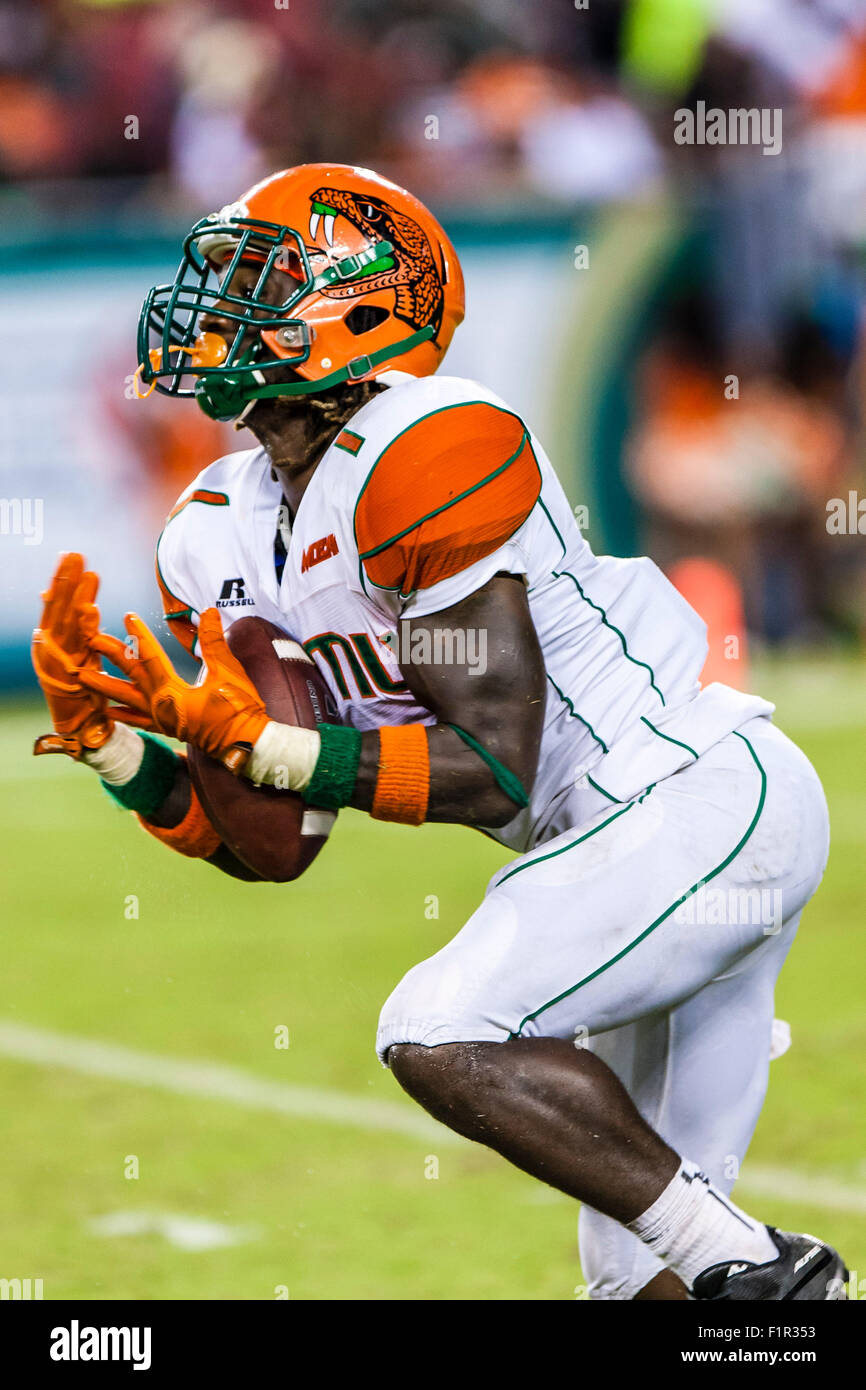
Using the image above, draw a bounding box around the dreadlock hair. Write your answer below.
[301,378,386,460]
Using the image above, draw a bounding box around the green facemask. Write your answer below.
[137,214,432,421]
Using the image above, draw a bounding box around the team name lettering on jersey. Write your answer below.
[304,632,409,699]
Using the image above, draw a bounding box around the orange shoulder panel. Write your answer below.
[354,402,541,593]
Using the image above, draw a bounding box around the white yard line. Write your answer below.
[0,1018,454,1145]
[735,1166,866,1217]
[0,1019,863,1215]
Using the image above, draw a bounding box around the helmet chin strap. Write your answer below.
[194,324,435,422]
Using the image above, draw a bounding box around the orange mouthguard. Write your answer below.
[131,333,229,399]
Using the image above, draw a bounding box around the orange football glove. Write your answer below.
[32,552,151,759]
[78,607,268,772]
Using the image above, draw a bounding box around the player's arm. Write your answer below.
[350,572,545,827]
[139,754,262,881]
[342,396,546,827]
[216,402,546,828]
[223,573,544,830]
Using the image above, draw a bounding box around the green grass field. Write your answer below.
[1,654,864,1301]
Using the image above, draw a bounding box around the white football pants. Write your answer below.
[376,715,830,1298]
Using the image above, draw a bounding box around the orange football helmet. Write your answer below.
[137,163,465,420]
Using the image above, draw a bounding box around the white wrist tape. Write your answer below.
[245,720,321,791]
[81,723,145,785]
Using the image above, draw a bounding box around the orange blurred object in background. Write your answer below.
[669,557,750,691]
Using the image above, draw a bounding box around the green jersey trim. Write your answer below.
[536,497,666,706]
[640,715,699,762]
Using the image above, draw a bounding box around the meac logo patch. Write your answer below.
[301,535,339,573]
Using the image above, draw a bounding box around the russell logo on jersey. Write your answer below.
[216,577,255,609]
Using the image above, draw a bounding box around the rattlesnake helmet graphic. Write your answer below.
[309,188,444,342]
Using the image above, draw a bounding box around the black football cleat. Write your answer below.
[692,1227,848,1300]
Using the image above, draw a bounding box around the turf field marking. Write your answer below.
[0,1019,460,1145]
[88,1211,259,1251]
[1,1020,864,1217]
[736,1165,866,1217]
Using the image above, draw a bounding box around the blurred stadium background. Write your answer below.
[1,0,865,1300]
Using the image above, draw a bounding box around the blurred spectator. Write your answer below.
[167,15,275,206]
[626,295,856,642]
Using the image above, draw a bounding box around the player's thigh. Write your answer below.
[377,717,828,1062]
[496,718,827,1044]
[377,791,728,1059]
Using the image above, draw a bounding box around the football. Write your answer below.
[187,616,340,882]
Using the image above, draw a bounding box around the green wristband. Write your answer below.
[303,724,362,809]
[101,732,179,817]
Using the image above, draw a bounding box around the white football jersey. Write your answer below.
[156,374,772,852]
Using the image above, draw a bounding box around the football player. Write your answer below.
[32,164,847,1300]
